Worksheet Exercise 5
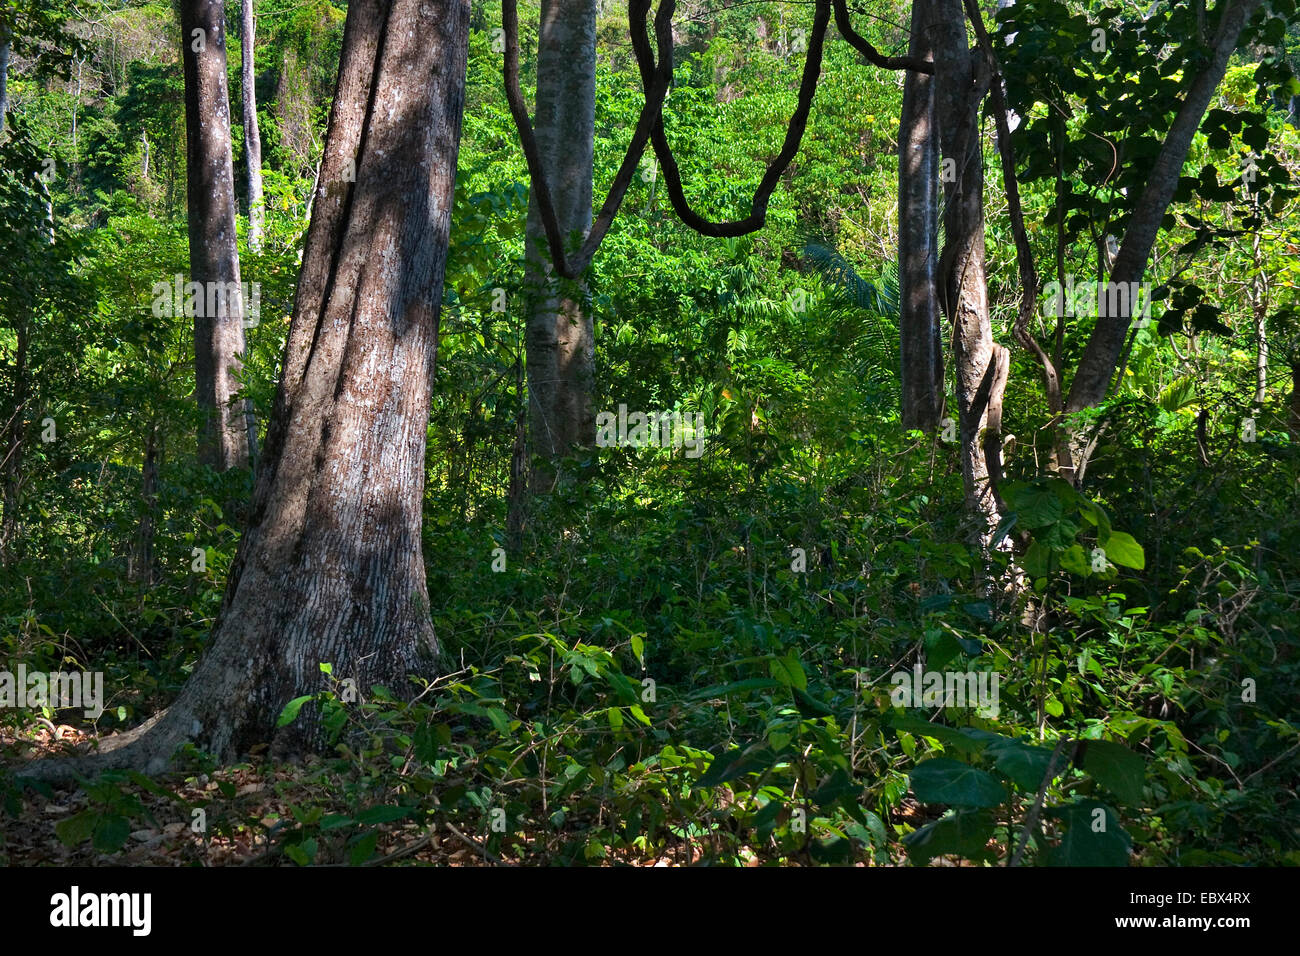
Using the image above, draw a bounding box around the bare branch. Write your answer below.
[834,0,934,74]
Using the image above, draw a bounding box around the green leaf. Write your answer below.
[694,743,783,790]
[903,810,995,864]
[1101,531,1145,570]
[1059,544,1090,576]
[485,707,511,734]
[986,738,1058,792]
[1009,482,1064,528]
[1041,801,1131,866]
[793,686,834,719]
[769,653,807,690]
[923,626,963,672]
[630,634,645,665]
[890,715,990,755]
[277,695,313,728]
[1081,740,1145,806]
[55,809,98,847]
[350,831,379,866]
[1022,540,1051,578]
[92,814,131,853]
[910,758,1008,808]
[356,804,412,825]
[809,835,854,864]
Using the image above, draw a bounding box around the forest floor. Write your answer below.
[1,723,938,866]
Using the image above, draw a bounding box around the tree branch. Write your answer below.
[833,0,934,74]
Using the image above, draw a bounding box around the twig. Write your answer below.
[1008,736,1071,866]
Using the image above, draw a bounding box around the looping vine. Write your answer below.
[501,0,672,280]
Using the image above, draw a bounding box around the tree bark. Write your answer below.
[0,316,28,565]
[0,27,10,137]
[128,425,161,585]
[241,0,264,252]
[21,0,471,780]
[524,0,597,486]
[933,0,1005,543]
[181,0,252,471]
[898,0,943,433]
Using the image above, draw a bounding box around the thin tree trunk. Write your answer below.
[898,0,943,433]
[1289,361,1300,442]
[242,0,264,252]
[0,28,10,137]
[129,426,161,585]
[933,0,1006,544]
[0,317,28,565]
[1064,0,1263,478]
[21,0,472,779]
[181,0,252,472]
[1250,229,1268,406]
[524,0,597,489]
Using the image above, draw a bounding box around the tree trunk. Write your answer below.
[0,28,10,137]
[0,316,28,565]
[181,0,252,472]
[241,0,264,252]
[1249,228,1268,407]
[1289,360,1300,442]
[1063,0,1263,478]
[933,0,1006,543]
[128,425,161,585]
[524,0,597,489]
[21,0,471,780]
[898,0,943,433]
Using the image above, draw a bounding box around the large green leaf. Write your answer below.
[1041,802,1131,866]
[903,810,995,864]
[1101,531,1145,570]
[910,758,1007,808]
[986,738,1059,792]
[277,695,314,728]
[1081,740,1146,806]
[1008,482,1065,528]
[693,742,784,790]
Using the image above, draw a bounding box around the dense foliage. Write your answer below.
[0,0,1296,866]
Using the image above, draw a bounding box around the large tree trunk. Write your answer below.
[933,0,1006,543]
[898,0,943,433]
[22,0,471,780]
[1063,0,1263,480]
[524,0,597,489]
[182,0,252,471]
[241,0,265,252]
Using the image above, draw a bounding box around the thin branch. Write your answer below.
[1008,736,1073,866]
[833,0,933,73]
